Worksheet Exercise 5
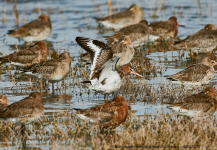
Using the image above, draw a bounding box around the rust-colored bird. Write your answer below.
[73,96,128,129]
[0,41,47,68]
[0,95,8,110]
[76,37,144,93]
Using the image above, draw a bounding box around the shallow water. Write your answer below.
[0,0,217,149]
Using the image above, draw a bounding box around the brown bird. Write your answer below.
[111,36,134,66]
[0,95,8,110]
[106,20,151,47]
[167,86,217,118]
[75,37,113,80]
[0,92,44,125]
[76,37,144,93]
[95,4,142,30]
[76,36,134,67]
[0,92,44,147]
[165,57,217,86]
[21,52,71,84]
[73,96,128,129]
[148,16,185,42]
[0,41,47,68]
[7,14,52,42]
[174,24,217,53]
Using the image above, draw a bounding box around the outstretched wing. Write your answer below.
[99,56,120,83]
[76,37,113,80]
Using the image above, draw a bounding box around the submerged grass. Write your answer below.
[0,54,213,149]
[1,109,217,149]
[0,35,215,149]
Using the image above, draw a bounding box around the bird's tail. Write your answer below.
[0,54,12,65]
[81,80,92,84]
[93,17,101,21]
[7,30,15,35]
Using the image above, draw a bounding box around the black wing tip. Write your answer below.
[76,37,109,55]
[7,30,15,35]
[20,69,29,73]
[174,40,181,45]
[144,77,151,80]
[165,76,178,81]
[103,36,109,38]
[93,17,100,21]
[81,80,91,84]
[166,106,173,109]
[75,37,91,42]
[76,36,89,39]
[72,108,82,111]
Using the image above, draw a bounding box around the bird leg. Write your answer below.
[104,93,109,100]
[40,80,43,91]
[52,83,54,94]
[57,82,59,90]
[21,125,26,148]
[44,80,49,91]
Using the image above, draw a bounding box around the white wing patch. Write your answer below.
[168,105,203,118]
[76,114,97,123]
[23,71,33,75]
[168,106,181,113]
[178,109,202,118]
[72,110,97,123]
[148,34,160,41]
[98,57,119,83]
[10,62,24,66]
[87,40,102,80]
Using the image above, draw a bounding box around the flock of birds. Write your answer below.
[0,4,217,141]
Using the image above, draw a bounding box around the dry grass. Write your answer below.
[1,107,217,149]
[0,32,214,148]
[0,52,213,149]
[0,57,213,149]
[10,0,19,25]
